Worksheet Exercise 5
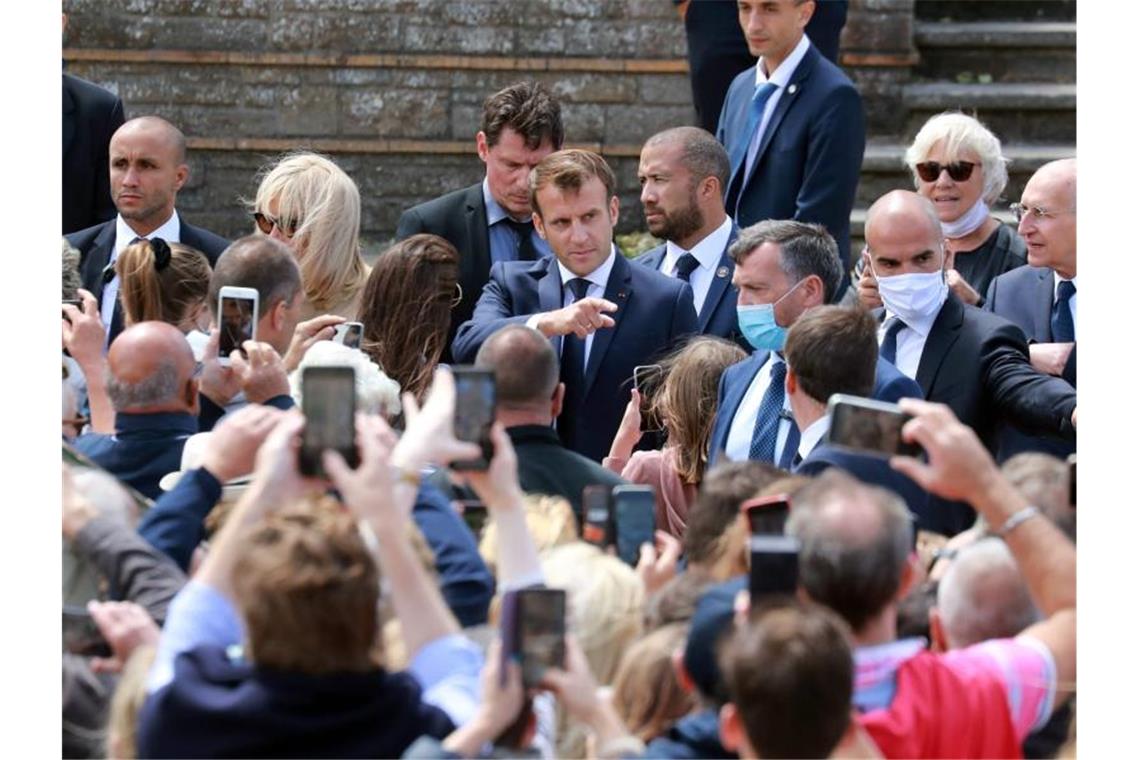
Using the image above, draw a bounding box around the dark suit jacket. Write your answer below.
[396,182,491,364]
[63,73,125,235]
[716,43,864,297]
[452,253,699,462]
[796,442,932,535]
[508,425,628,519]
[66,216,230,343]
[984,264,1076,460]
[633,225,746,349]
[709,353,921,468]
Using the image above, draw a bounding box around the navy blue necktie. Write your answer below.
[503,218,538,261]
[748,360,786,463]
[1051,280,1076,342]
[728,82,778,202]
[880,316,906,366]
[674,253,700,283]
[557,278,592,450]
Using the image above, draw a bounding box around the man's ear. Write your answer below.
[785,365,798,397]
[718,702,744,754]
[609,194,621,226]
[533,210,547,240]
[929,607,948,653]
[270,299,288,332]
[476,131,490,163]
[186,377,200,415]
[173,163,190,193]
[671,648,695,694]
[551,381,565,418]
[803,273,825,307]
[895,552,921,602]
[699,174,720,203]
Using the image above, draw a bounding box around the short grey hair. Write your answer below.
[904,112,1010,206]
[105,360,182,411]
[937,538,1039,649]
[729,219,843,303]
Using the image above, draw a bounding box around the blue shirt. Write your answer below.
[483,178,552,264]
[73,411,198,500]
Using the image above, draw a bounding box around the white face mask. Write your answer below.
[941,197,990,239]
[872,265,948,325]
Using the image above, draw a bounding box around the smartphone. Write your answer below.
[581,484,613,547]
[501,588,567,689]
[299,366,358,477]
[1067,453,1076,508]
[613,485,656,566]
[333,321,364,349]
[458,499,489,537]
[741,494,791,535]
[825,394,922,459]
[62,605,112,657]
[451,367,496,471]
[748,534,800,601]
[217,286,259,367]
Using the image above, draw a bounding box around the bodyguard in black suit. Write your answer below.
[633,126,745,348]
[865,191,1076,533]
[65,116,229,344]
[453,150,698,462]
[63,72,125,234]
[396,81,564,362]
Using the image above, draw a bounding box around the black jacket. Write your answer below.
[63,73,124,235]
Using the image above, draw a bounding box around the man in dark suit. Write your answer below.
[782,305,931,530]
[864,190,1076,534]
[709,220,920,470]
[716,0,864,298]
[396,81,564,362]
[66,116,229,345]
[472,324,627,517]
[63,72,125,234]
[453,150,698,462]
[985,159,1077,460]
[634,126,744,346]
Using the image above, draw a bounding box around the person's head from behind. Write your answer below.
[105,321,199,416]
[786,470,917,637]
[1002,452,1075,540]
[783,305,878,429]
[719,601,855,760]
[477,80,564,219]
[251,151,366,312]
[474,324,562,426]
[115,238,212,333]
[358,233,458,402]
[638,126,730,249]
[930,537,1039,652]
[230,494,381,674]
[729,220,842,351]
[684,460,784,579]
[530,149,620,277]
[108,116,189,235]
[208,235,303,356]
[611,623,695,743]
[652,336,747,485]
[905,111,1010,224]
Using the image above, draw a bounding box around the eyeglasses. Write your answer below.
[1009,203,1076,224]
[914,160,976,183]
[252,211,300,238]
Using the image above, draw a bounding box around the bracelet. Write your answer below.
[998,505,1041,537]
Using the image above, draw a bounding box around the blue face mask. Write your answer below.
[736,279,806,351]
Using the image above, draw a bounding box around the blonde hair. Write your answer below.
[106,644,157,759]
[478,494,578,576]
[904,111,1010,205]
[115,239,211,330]
[251,151,368,313]
[611,623,695,742]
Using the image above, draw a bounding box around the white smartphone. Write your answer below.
[333,321,364,349]
[217,286,259,367]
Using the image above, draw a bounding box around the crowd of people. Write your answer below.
[62,0,1077,757]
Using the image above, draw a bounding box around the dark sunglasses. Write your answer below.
[914,160,976,183]
[252,211,300,238]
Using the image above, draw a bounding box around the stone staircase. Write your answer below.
[850,0,1076,250]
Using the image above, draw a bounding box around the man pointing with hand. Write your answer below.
[453,149,698,461]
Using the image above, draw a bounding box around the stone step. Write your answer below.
[915,0,1075,23]
[902,82,1076,143]
[914,21,1075,84]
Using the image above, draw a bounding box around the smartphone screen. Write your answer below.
[1067,454,1076,508]
[458,500,489,537]
[749,534,800,601]
[218,294,257,359]
[581,484,612,547]
[826,394,922,458]
[613,485,655,566]
[299,367,358,477]
[502,589,567,688]
[62,605,112,657]
[335,322,364,349]
[743,495,791,535]
[451,367,496,471]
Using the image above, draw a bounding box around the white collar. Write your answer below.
[1053,272,1077,298]
[555,246,618,292]
[798,415,830,459]
[114,211,181,258]
[664,216,733,272]
[754,34,811,88]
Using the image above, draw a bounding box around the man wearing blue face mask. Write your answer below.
[863,190,1077,534]
[708,220,921,469]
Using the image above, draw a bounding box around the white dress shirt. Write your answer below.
[725,354,793,462]
[533,247,617,373]
[744,34,812,179]
[103,212,182,334]
[1053,273,1077,334]
[797,415,831,461]
[878,294,946,381]
[659,215,733,316]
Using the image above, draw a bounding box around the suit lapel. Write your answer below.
[639,245,666,272]
[62,78,76,157]
[915,296,965,396]
[745,48,816,188]
[1033,268,1054,340]
[80,223,119,299]
[582,254,631,396]
[698,226,738,331]
[726,350,769,422]
[464,184,492,279]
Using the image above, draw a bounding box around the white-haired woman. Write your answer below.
[903,111,1027,305]
[249,151,371,320]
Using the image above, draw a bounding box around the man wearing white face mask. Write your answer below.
[864,191,1077,534]
[708,220,921,469]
